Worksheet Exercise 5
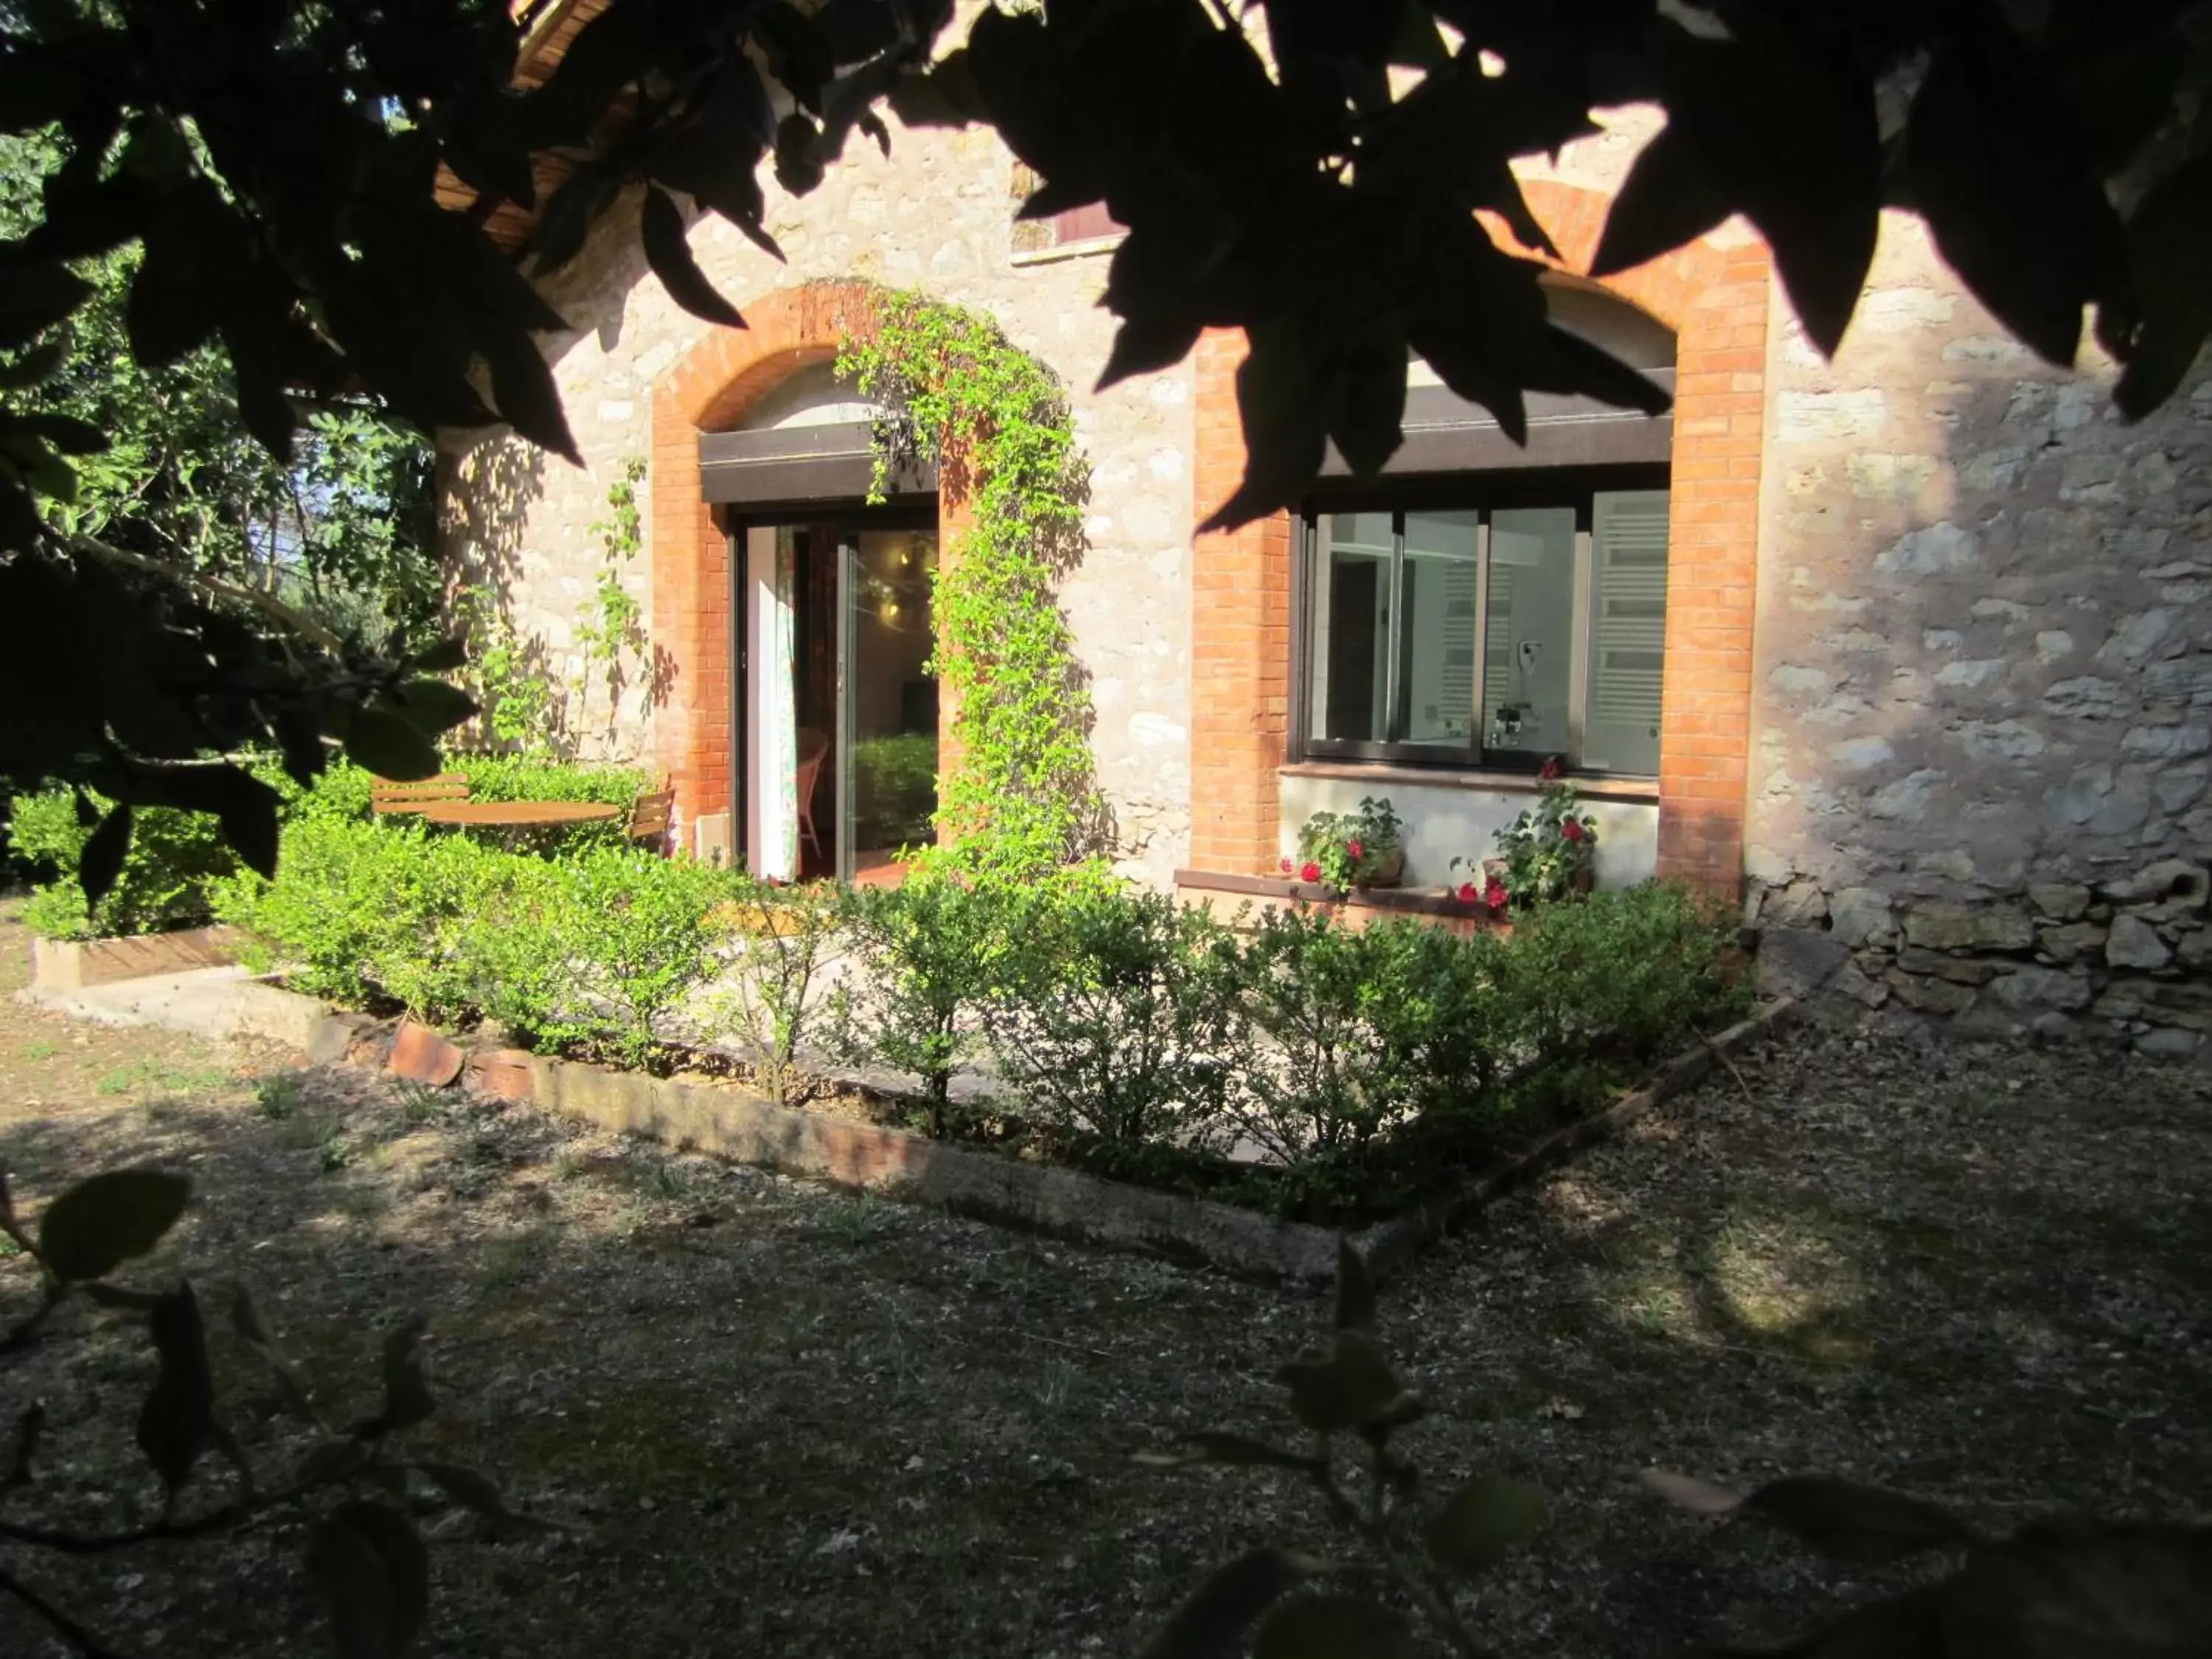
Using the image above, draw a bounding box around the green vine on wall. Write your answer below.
[576,457,649,734]
[836,287,1100,877]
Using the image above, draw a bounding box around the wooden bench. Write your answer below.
[370,773,470,815]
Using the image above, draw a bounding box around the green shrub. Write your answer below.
[832,870,1020,1136]
[1234,911,1514,1173]
[1505,882,1746,1064]
[987,880,1248,1152]
[710,880,841,1105]
[524,849,743,1071]
[13,785,259,939]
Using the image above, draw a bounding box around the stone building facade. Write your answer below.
[442,27,2212,1054]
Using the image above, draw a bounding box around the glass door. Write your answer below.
[836,526,938,883]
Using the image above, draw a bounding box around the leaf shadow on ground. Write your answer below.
[2,998,2211,1659]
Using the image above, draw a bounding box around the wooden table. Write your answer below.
[417,800,621,830]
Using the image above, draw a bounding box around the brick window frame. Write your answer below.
[647,281,973,851]
[1189,181,1772,892]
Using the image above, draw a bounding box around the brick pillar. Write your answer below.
[1652,243,1769,892]
[1187,328,1292,877]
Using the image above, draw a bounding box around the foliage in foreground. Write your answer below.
[0,1168,536,1658]
[1143,1244,2212,1659]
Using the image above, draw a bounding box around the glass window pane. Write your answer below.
[1481,507,1576,759]
[1307,512,1393,743]
[1396,510,1481,748]
[1583,490,1670,774]
[848,529,939,876]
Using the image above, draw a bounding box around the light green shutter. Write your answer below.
[1582,490,1670,774]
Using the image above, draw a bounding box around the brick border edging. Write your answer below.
[104,966,1795,1285]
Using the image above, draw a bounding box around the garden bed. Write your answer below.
[30,944,1789,1281]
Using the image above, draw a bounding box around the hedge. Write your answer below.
[10,757,650,940]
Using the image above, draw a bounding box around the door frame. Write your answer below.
[716,500,938,882]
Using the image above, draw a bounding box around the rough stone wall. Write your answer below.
[1748,214,2212,1055]
[440,25,1194,883]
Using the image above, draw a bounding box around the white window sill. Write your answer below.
[1009,233,1125,268]
[1279,759,1659,804]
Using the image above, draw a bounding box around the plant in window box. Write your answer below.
[1284,796,1406,893]
[1454,759,1596,911]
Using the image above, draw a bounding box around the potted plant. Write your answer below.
[1280,796,1408,894]
[1453,758,1596,912]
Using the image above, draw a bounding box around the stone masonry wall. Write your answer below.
[439,8,1194,883]
[1748,214,2212,1056]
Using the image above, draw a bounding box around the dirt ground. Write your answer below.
[3,897,2210,1659]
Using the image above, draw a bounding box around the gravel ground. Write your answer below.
[3,898,2210,1658]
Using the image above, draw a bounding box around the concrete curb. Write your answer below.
[30,925,242,992]
[22,938,1794,1284]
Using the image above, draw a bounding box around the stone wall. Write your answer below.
[439,9,1194,883]
[1747,214,2212,1054]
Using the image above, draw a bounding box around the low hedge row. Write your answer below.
[210,811,1746,1221]
[10,758,647,940]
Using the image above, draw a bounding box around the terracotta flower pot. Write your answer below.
[1353,846,1406,889]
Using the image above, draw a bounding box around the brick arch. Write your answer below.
[1188,179,1772,893]
[647,281,878,844]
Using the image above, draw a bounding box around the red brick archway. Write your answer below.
[1189,181,1772,892]
[647,282,875,844]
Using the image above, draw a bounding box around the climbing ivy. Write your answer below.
[836,288,1099,878]
[576,457,649,734]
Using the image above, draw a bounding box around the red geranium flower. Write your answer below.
[1279,856,1293,874]
[1538,756,1561,782]
[1300,860,1322,884]
[1562,818,1585,842]
[1456,882,1478,904]
[1484,879,1509,913]
[1346,838,1364,860]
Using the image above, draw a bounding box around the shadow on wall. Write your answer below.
[1747,223,2212,1050]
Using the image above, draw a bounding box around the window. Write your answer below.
[1295,481,1671,776]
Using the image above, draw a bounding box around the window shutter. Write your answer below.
[1481,566,1516,726]
[1582,490,1670,774]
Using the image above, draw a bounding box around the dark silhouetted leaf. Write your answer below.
[2115,156,2212,419]
[1945,1520,2212,1657]
[37,1167,189,1283]
[387,678,477,735]
[77,802,133,912]
[1277,1330,1402,1433]
[413,1461,555,1531]
[0,257,90,349]
[1424,1475,1545,1575]
[136,1282,215,1495]
[1592,126,1732,280]
[345,709,441,782]
[1332,1236,1375,1332]
[1139,1548,1321,1659]
[1135,1432,1324,1472]
[0,341,63,389]
[1909,44,2125,366]
[308,1503,420,1659]
[378,1316,432,1433]
[774,113,826,196]
[1254,1595,1416,1659]
[1745,1476,1975,1565]
[640,187,745,329]
[1203,318,1328,532]
[1331,326,1408,479]
[1096,314,1202,391]
[232,1284,315,1422]
[29,412,105,455]
[408,636,469,674]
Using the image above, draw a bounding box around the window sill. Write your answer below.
[1008,233,1125,268]
[1279,760,1660,803]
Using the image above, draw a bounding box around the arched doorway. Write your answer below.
[648,281,945,882]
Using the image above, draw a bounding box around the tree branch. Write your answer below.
[63,530,348,656]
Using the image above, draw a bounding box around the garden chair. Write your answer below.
[627,777,676,854]
[369,773,470,815]
[794,728,828,862]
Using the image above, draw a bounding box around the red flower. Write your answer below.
[1484,879,1509,914]
[1456,882,1478,904]
[1300,860,1322,884]
[1346,838,1364,860]
[1279,856,1293,874]
[1539,756,1561,782]
[1562,818,1585,843]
